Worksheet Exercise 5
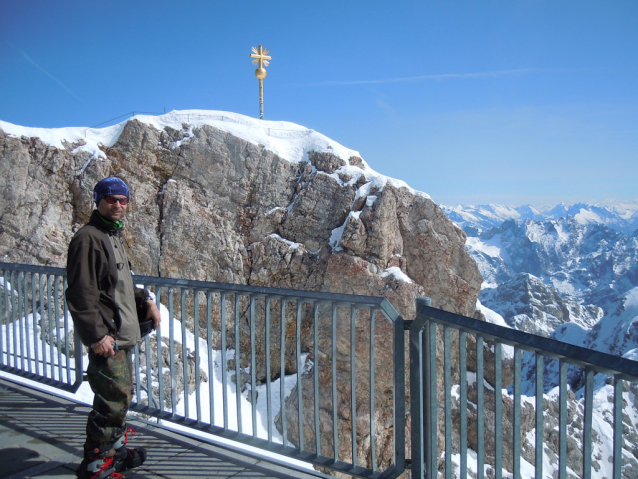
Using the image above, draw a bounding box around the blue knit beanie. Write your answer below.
[93,177,130,205]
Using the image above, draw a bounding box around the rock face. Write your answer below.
[0,119,482,317]
[0,115,482,473]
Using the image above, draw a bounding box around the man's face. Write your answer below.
[97,195,128,222]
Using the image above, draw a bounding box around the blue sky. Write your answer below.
[1,1,637,206]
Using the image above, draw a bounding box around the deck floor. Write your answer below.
[0,378,332,479]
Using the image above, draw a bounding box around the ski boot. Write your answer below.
[76,448,123,479]
[112,427,147,473]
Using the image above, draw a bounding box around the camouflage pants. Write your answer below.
[85,348,133,453]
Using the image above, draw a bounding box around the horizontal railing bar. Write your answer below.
[416,305,638,379]
[0,365,83,392]
[131,411,395,479]
[135,273,384,302]
[137,277,399,315]
[0,262,400,321]
[0,262,67,276]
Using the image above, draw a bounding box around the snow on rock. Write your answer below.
[0,110,429,201]
[476,299,510,328]
[381,266,414,284]
[579,287,638,358]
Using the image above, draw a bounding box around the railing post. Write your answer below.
[393,306,406,479]
[583,367,594,479]
[417,297,432,308]
[411,297,433,479]
[476,335,485,479]
[613,376,623,479]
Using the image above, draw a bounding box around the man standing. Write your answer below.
[66,177,161,479]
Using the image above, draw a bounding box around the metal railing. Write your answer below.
[3,262,638,479]
[0,263,80,392]
[410,298,638,479]
[0,262,405,479]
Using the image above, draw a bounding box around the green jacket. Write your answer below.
[66,211,145,348]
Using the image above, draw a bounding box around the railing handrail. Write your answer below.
[0,262,400,321]
[135,274,401,316]
[0,262,65,276]
[415,301,638,380]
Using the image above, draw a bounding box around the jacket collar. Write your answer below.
[89,210,124,234]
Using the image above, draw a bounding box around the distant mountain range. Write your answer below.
[442,201,638,360]
[443,201,638,475]
[442,201,638,236]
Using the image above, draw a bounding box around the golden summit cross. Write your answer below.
[250,45,271,119]
[250,45,271,69]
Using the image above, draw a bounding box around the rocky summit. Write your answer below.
[0,110,483,474]
[6,110,636,478]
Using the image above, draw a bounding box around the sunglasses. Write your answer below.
[103,196,129,206]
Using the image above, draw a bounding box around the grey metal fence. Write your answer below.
[4,261,638,479]
[410,298,638,479]
[0,263,81,392]
[0,262,405,479]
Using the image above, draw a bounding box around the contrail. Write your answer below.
[288,68,542,87]
[15,45,84,103]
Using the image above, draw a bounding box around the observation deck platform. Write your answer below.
[0,378,331,479]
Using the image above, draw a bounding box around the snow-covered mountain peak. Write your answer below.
[0,109,430,201]
[443,201,638,236]
[0,110,360,166]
